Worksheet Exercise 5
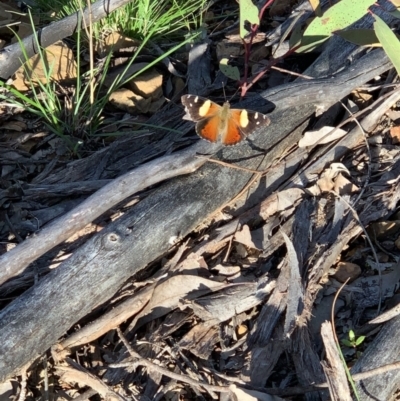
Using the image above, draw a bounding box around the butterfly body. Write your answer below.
[181,95,270,146]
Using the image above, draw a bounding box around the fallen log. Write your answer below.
[0,44,393,384]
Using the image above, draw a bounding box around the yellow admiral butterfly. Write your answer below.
[181,94,270,146]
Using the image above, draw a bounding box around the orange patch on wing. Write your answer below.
[204,102,222,117]
[223,118,243,145]
[198,115,220,142]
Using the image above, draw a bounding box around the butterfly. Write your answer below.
[181,94,270,146]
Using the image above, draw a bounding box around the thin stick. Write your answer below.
[115,328,230,393]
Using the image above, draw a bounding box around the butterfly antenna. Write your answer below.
[228,87,240,103]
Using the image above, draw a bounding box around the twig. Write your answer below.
[71,389,97,401]
[56,358,128,401]
[17,369,27,401]
[115,328,230,393]
[320,322,352,401]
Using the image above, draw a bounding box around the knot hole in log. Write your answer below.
[103,232,122,250]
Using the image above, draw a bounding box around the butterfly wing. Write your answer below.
[230,108,271,138]
[181,96,271,146]
[222,110,246,146]
[195,114,223,143]
[181,95,221,122]
[181,95,223,143]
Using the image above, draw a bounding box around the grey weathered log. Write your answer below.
[0,0,132,79]
[0,43,394,385]
[0,148,208,286]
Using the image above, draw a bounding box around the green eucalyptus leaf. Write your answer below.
[296,0,375,52]
[336,28,381,46]
[373,12,400,75]
[219,58,240,81]
[390,9,400,19]
[239,0,259,39]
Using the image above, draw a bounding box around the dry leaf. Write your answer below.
[333,173,359,195]
[390,126,400,144]
[126,68,163,100]
[368,221,400,239]
[213,264,241,276]
[237,324,248,337]
[95,32,141,57]
[129,275,225,330]
[12,41,77,91]
[299,126,347,147]
[109,88,151,114]
[234,225,258,249]
[333,261,361,283]
[1,121,27,131]
[352,89,373,108]
[179,323,218,359]
[307,163,351,195]
[216,40,243,61]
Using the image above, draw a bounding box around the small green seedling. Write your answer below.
[342,329,365,358]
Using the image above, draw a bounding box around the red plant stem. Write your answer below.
[243,45,300,95]
[241,0,276,97]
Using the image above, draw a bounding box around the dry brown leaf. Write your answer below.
[1,121,27,131]
[213,264,241,276]
[128,275,225,330]
[179,323,218,358]
[176,253,208,272]
[307,163,351,195]
[95,32,141,57]
[12,40,77,91]
[333,173,359,195]
[126,68,163,100]
[333,261,361,283]
[299,126,347,147]
[237,324,248,337]
[352,89,373,108]
[216,41,243,61]
[390,126,400,144]
[386,109,400,123]
[368,221,400,239]
[234,224,258,250]
[109,88,151,114]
